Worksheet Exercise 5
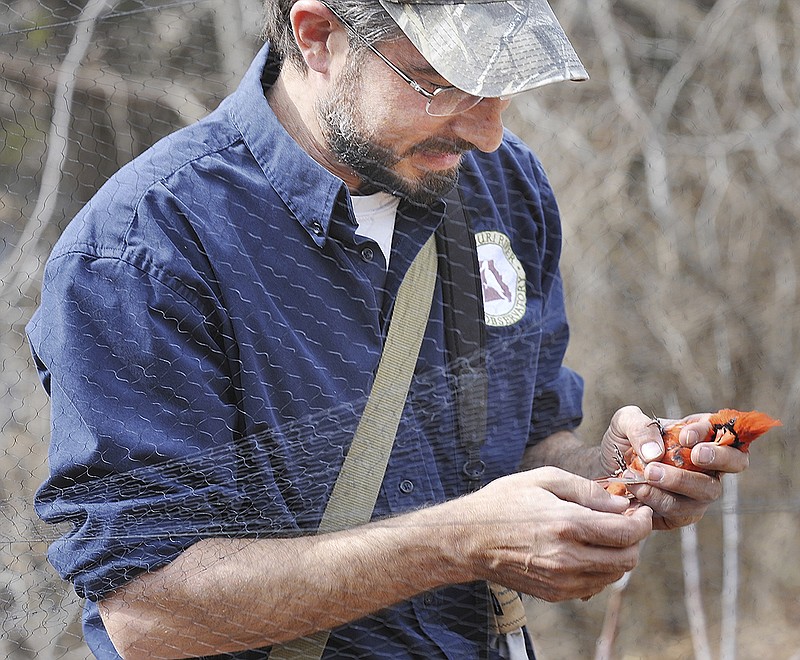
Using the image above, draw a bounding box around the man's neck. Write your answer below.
[266,67,361,191]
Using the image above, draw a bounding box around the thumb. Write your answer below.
[607,405,665,464]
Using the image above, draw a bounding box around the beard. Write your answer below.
[316,56,469,205]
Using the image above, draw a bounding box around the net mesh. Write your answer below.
[2,0,799,658]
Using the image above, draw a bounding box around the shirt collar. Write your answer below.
[225,42,346,247]
[224,43,446,249]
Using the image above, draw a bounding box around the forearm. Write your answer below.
[100,464,654,659]
[100,504,468,659]
[521,430,604,478]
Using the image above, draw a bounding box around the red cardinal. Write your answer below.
[603,409,781,496]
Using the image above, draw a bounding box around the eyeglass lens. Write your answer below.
[427,88,484,117]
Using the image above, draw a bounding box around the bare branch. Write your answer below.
[0,0,117,301]
[681,524,713,660]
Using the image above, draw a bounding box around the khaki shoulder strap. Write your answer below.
[269,233,437,660]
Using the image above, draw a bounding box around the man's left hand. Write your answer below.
[600,406,750,530]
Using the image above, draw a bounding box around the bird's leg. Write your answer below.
[612,444,627,476]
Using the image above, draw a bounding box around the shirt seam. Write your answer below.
[45,248,224,336]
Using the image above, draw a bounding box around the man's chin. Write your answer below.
[359,166,459,206]
[410,168,460,205]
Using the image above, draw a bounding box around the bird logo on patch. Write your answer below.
[475,231,526,327]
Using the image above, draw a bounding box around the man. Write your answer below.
[27,0,749,658]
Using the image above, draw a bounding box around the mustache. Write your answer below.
[407,137,475,156]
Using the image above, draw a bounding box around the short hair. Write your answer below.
[262,0,403,71]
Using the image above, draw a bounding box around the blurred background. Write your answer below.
[1,0,798,657]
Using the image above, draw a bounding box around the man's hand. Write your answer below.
[447,466,652,601]
[99,465,651,658]
[600,406,751,530]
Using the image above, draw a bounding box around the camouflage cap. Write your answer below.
[376,0,588,97]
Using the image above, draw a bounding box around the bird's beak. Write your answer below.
[714,427,738,446]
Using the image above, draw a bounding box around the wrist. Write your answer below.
[390,498,480,587]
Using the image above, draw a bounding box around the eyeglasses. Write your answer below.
[356,35,487,116]
[326,6,488,116]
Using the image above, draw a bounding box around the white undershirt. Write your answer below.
[350,192,399,270]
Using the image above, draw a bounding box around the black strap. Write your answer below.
[439,189,530,651]
[437,185,488,492]
[270,189,492,659]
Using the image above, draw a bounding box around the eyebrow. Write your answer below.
[415,67,446,82]
[400,59,451,86]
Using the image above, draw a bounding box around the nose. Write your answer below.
[452,97,511,153]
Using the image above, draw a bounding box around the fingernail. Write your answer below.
[696,444,714,465]
[684,430,700,447]
[640,442,662,462]
[645,463,664,482]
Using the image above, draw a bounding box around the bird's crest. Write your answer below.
[711,408,782,448]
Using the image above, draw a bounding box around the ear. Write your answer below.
[289,0,350,74]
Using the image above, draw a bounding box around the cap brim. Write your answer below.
[378,0,588,97]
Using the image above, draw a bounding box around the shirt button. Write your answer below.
[360,246,374,262]
[423,593,434,605]
[310,221,323,236]
[398,479,414,494]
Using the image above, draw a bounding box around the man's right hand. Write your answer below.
[444,466,652,602]
[99,466,650,658]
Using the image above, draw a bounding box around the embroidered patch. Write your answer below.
[475,231,526,327]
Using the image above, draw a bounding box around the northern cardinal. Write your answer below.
[602,409,781,497]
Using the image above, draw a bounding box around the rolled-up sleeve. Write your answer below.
[28,247,249,602]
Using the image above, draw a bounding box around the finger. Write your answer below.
[529,467,633,513]
[676,416,713,447]
[530,569,629,603]
[629,463,722,513]
[567,505,653,548]
[652,501,707,531]
[641,461,723,501]
[609,406,664,462]
[543,565,632,598]
[518,550,640,602]
[690,443,750,474]
[673,412,709,425]
[578,550,641,578]
[623,482,699,528]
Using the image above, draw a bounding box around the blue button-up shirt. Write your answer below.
[28,43,583,659]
